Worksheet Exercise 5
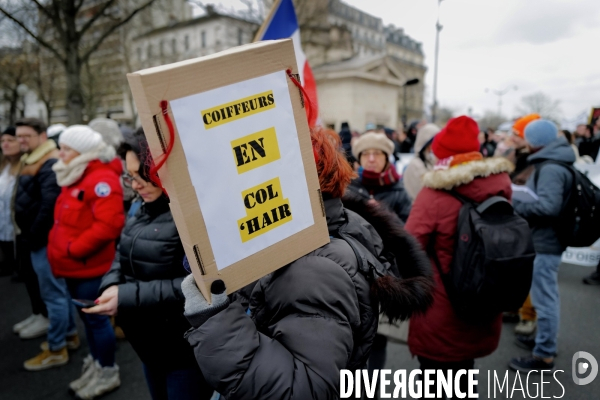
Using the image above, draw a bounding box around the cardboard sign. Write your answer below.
[127,39,329,301]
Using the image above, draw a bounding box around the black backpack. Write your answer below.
[430,192,535,322]
[534,161,600,248]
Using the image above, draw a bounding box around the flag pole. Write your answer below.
[253,0,283,42]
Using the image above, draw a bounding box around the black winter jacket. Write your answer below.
[99,195,195,368]
[346,179,412,222]
[185,196,433,399]
[14,143,61,250]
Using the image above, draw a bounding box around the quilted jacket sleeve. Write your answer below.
[29,159,61,250]
[185,255,361,400]
[117,276,185,310]
[99,252,125,294]
[68,173,125,259]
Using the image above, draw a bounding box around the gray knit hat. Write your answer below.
[89,118,123,149]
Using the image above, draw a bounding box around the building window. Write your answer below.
[147,44,152,59]
[201,31,206,48]
[160,40,164,56]
[171,38,177,54]
[237,28,243,45]
[137,47,142,60]
[184,35,189,51]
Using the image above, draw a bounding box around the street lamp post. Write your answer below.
[402,78,420,127]
[431,0,443,123]
[485,86,518,117]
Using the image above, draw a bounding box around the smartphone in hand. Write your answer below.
[72,299,96,308]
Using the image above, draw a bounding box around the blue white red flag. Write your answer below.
[254,0,319,126]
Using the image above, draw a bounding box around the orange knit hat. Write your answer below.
[513,114,541,138]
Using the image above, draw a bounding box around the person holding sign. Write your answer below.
[181,127,434,399]
[85,129,213,400]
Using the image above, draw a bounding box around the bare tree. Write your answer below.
[0,47,32,125]
[477,110,506,132]
[31,47,60,124]
[516,92,562,120]
[0,0,159,124]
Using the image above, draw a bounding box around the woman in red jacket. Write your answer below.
[405,116,514,397]
[48,125,125,399]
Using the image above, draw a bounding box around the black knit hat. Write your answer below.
[2,126,16,136]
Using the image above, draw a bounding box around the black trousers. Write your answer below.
[0,240,16,275]
[418,357,476,400]
[16,238,47,317]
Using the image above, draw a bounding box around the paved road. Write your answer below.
[1,262,599,399]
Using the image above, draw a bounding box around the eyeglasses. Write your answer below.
[16,134,36,140]
[123,173,147,187]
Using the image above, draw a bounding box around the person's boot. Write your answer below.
[583,271,600,285]
[509,355,555,372]
[24,347,69,371]
[75,362,120,399]
[69,355,97,393]
[41,333,80,351]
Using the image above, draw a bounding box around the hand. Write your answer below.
[181,275,229,328]
[83,285,118,316]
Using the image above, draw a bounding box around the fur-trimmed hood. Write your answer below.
[341,193,434,322]
[422,157,514,191]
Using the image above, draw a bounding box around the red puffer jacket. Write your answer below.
[48,158,125,279]
[405,157,513,362]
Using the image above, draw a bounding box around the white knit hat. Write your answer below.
[351,132,395,159]
[59,125,104,154]
[47,124,66,138]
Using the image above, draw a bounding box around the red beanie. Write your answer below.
[431,115,481,159]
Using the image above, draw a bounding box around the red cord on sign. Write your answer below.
[286,68,314,127]
[148,100,176,191]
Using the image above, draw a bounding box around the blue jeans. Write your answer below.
[31,246,76,351]
[66,277,116,367]
[530,253,562,359]
[142,363,213,400]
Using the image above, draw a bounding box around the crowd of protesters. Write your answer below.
[1,110,600,400]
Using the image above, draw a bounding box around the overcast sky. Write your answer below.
[210,0,600,124]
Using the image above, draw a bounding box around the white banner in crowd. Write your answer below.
[560,163,600,266]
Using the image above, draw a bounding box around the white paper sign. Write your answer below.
[170,71,314,270]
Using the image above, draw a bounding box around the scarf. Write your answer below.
[359,163,400,187]
[433,151,483,171]
[53,144,116,187]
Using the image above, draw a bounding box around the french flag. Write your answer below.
[254,0,319,127]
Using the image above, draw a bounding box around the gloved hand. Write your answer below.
[181,274,230,328]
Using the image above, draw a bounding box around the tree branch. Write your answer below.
[0,6,65,63]
[79,0,118,37]
[30,0,56,21]
[81,0,157,62]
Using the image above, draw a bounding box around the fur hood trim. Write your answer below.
[342,193,434,322]
[422,157,514,191]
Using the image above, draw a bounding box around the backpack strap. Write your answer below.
[533,160,574,188]
[335,224,387,281]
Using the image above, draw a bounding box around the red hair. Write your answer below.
[311,127,356,198]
